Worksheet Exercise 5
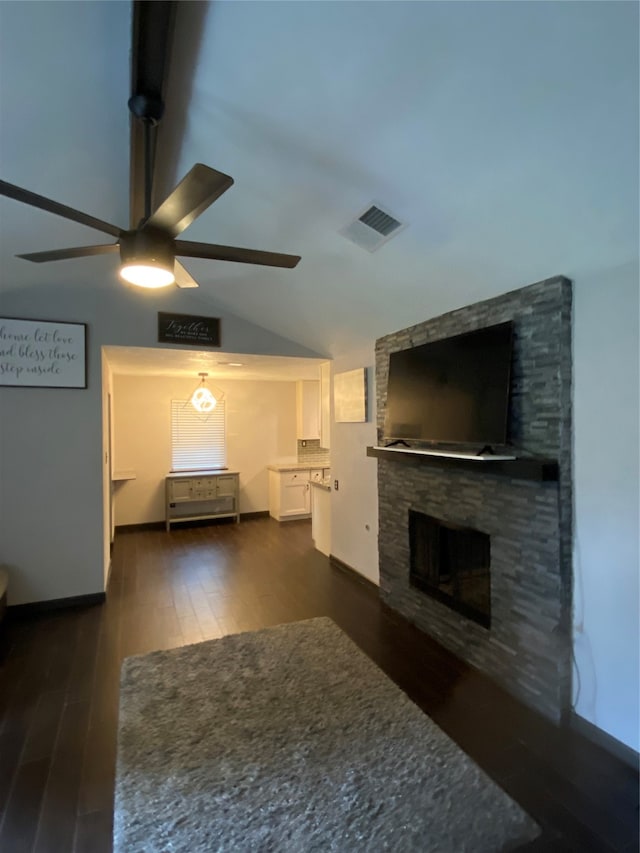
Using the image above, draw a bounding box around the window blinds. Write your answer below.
[171,400,226,471]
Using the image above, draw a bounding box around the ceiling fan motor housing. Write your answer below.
[127,93,165,125]
[119,228,174,270]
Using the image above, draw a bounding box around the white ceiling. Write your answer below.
[104,345,325,381]
[1,2,637,361]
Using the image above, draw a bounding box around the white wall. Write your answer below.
[329,347,379,585]
[112,374,297,524]
[0,279,322,606]
[573,261,639,752]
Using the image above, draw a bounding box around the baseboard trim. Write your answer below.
[329,555,379,592]
[569,711,639,770]
[116,521,165,532]
[116,513,269,532]
[8,592,106,618]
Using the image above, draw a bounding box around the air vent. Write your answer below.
[359,206,402,236]
[340,202,407,252]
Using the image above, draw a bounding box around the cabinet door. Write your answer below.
[281,481,310,516]
[170,479,192,502]
[320,361,331,449]
[216,475,238,497]
[296,380,320,439]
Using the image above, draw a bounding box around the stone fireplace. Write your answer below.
[374,276,572,723]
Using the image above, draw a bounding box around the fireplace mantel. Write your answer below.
[367,446,559,482]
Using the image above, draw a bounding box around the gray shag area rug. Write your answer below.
[114,617,539,852]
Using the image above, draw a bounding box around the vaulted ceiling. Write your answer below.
[1,1,637,358]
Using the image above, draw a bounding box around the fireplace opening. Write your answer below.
[409,510,491,628]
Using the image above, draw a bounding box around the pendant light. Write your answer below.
[190,373,221,413]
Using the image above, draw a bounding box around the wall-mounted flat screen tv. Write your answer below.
[384,321,514,447]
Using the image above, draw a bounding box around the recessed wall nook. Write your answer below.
[372,276,572,723]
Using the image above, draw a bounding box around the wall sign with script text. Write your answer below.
[0,318,87,388]
[158,312,221,347]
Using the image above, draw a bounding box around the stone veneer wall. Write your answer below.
[375,276,572,722]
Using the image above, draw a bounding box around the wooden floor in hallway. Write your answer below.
[0,516,638,852]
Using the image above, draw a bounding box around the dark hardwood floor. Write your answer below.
[0,517,637,852]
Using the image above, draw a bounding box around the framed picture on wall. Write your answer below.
[0,317,87,388]
[334,367,368,422]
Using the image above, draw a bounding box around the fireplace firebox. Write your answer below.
[409,510,491,628]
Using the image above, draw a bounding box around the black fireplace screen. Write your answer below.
[409,510,491,628]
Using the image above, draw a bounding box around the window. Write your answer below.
[171,400,226,471]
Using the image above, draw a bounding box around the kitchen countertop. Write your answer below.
[268,463,330,472]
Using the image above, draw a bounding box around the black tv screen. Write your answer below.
[384,321,513,447]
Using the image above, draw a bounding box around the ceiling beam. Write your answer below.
[129,0,177,228]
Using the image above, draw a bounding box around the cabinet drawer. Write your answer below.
[309,469,324,483]
[281,470,309,486]
[193,477,215,490]
[192,487,217,499]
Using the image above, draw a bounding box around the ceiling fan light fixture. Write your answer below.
[119,228,175,288]
[119,262,175,288]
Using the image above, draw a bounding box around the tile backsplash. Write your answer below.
[297,439,330,467]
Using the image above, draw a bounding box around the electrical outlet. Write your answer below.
[334,479,339,491]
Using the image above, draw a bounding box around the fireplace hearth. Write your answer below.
[409,510,491,628]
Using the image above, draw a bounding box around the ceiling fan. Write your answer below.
[0,1,300,290]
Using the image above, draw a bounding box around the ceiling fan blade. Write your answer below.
[145,164,234,237]
[0,180,122,238]
[175,240,301,269]
[129,0,177,227]
[16,244,120,263]
[174,260,199,289]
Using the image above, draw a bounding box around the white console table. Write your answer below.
[165,470,240,531]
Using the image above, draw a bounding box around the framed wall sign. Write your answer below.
[0,317,87,388]
[158,312,221,347]
[334,367,368,422]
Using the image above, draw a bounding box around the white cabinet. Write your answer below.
[269,469,311,521]
[296,380,320,439]
[320,361,331,450]
[166,471,240,530]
